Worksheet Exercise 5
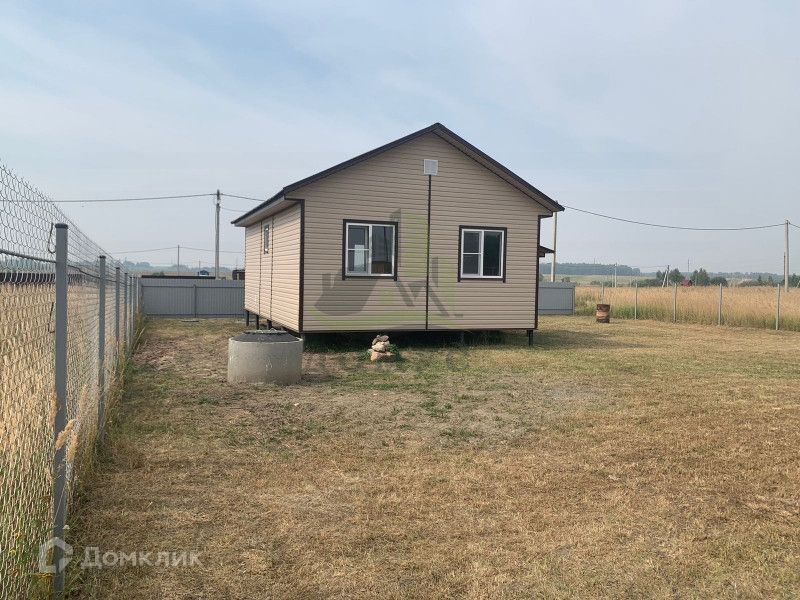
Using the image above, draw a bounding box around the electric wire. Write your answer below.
[560,203,786,231]
[112,244,243,255]
[220,192,264,202]
[4,185,797,232]
[181,245,243,254]
[12,193,215,204]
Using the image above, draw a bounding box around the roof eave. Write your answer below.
[231,192,286,227]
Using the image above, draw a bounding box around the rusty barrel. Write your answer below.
[596,303,611,323]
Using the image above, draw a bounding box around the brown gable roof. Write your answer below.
[232,122,563,226]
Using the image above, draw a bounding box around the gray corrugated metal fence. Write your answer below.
[539,282,576,315]
[140,278,244,317]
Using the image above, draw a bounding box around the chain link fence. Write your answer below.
[0,162,139,598]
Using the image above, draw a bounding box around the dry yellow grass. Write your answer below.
[72,317,800,598]
[577,285,800,330]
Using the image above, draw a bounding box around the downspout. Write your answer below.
[425,174,432,330]
[258,219,263,318]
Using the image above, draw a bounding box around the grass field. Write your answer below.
[72,317,800,598]
[576,285,800,331]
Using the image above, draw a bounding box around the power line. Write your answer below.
[182,245,243,254]
[112,246,179,254]
[220,206,246,213]
[220,192,264,202]
[562,203,786,231]
[113,245,243,255]
[7,190,263,204]
[12,193,215,204]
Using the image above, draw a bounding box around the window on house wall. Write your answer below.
[344,221,396,277]
[263,224,270,253]
[460,227,505,279]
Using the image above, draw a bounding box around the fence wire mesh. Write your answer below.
[0,162,135,598]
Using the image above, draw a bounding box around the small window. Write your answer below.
[263,224,270,253]
[344,221,396,277]
[459,227,505,279]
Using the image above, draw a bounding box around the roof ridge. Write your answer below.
[232,123,562,226]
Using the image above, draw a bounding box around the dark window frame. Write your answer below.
[457,225,507,282]
[341,219,399,280]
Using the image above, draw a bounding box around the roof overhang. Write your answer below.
[232,122,564,227]
[232,196,300,227]
[538,244,554,258]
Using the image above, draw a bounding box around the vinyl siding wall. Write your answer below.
[244,221,263,314]
[243,203,301,330]
[270,203,302,331]
[297,132,549,331]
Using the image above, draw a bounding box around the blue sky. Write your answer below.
[1,1,798,273]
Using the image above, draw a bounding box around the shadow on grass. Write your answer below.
[304,326,643,353]
[303,330,507,352]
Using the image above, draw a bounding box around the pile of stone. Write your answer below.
[369,334,393,361]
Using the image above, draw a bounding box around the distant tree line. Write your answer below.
[738,273,799,287]
[539,262,642,276]
[540,261,797,288]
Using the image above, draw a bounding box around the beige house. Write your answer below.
[233,123,563,344]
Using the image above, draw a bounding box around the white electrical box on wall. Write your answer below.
[423,159,439,175]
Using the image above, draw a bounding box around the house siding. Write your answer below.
[296,132,548,332]
[243,203,301,330]
[270,202,301,331]
[244,221,262,314]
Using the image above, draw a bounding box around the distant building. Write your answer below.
[232,269,245,281]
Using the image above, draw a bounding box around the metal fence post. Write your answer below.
[634,282,638,320]
[776,285,781,331]
[125,273,133,353]
[193,283,198,318]
[98,256,106,443]
[132,276,138,341]
[673,283,678,323]
[114,266,120,357]
[52,223,68,598]
[718,283,723,326]
[123,272,128,353]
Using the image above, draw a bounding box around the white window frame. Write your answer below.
[344,222,396,277]
[460,228,505,279]
[263,223,270,254]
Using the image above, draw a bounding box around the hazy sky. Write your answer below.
[1,1,798,273]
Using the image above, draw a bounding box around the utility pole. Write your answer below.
[215,189,221,279]
[550,211,557,282]
[662,264,669,288]
[785,219,790,292]
[614,263,618,288]
[177,244,180,273]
